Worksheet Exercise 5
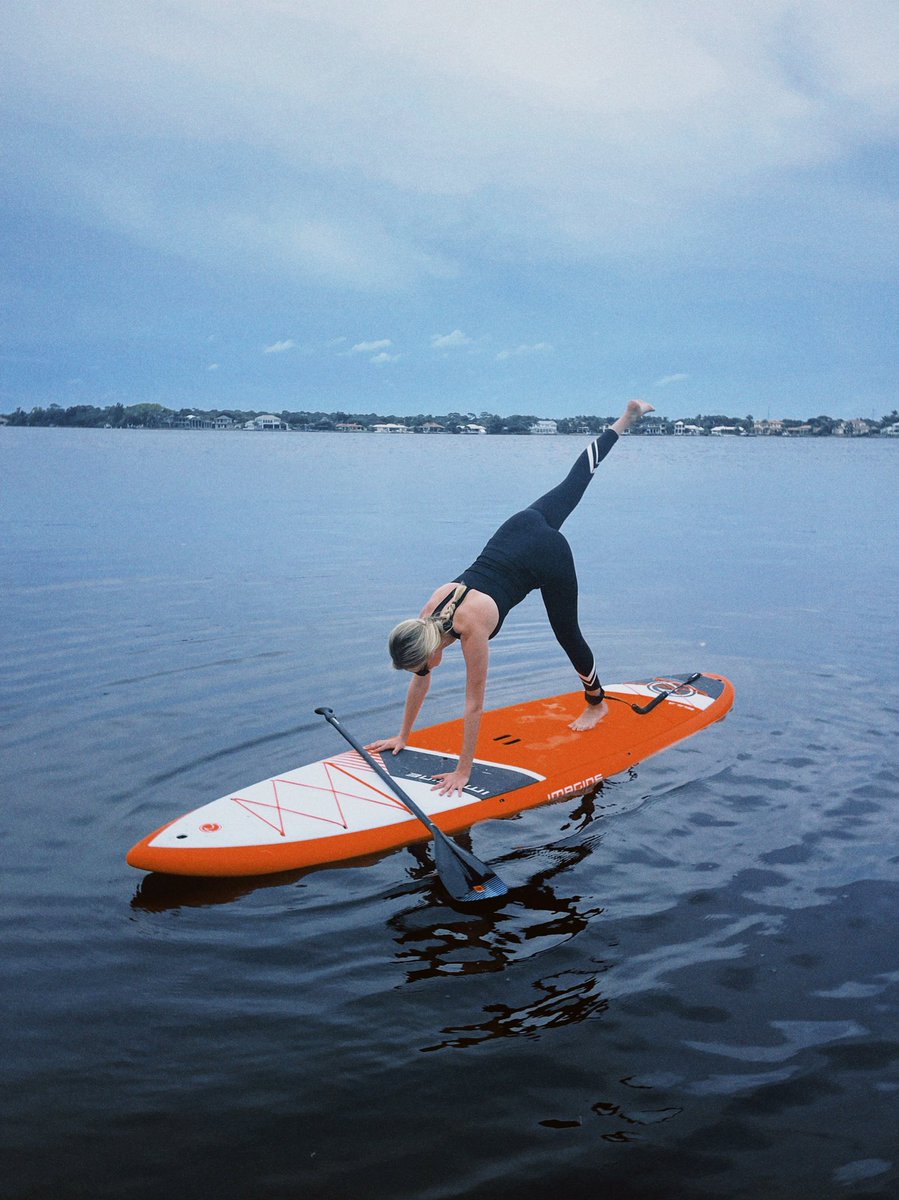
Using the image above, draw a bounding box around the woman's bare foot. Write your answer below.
[627,398,654,419]
[611,399,654,435]
[570,700,609,731]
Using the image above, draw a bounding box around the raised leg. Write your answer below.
[530,399,654,530]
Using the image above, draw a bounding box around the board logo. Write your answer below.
[199,822,222,833]
[548,773,603,800]
[649,679,697,698]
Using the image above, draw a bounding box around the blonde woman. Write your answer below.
[368,399,654,796]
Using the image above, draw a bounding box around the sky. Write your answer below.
[1,0,897,420]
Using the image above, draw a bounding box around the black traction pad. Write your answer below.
[383,747,542,801]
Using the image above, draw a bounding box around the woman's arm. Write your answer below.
[366,671,431,755]
[430,630,489,797]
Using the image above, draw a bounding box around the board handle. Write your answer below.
[631,672,702,715]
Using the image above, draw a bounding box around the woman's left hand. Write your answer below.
[430,769,471,797]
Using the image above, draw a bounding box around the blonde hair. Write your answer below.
[388,584,467,671]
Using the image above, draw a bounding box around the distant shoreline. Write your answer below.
[2,405,897,438]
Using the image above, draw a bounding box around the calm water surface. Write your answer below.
[1,429,897,1199]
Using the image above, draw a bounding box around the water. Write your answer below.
[1,428,897,1200]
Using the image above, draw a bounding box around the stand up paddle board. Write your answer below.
[127,672,734,878]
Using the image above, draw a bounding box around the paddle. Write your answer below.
[314,707,508,902]
[631,672,703,715]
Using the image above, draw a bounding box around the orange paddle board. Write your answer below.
[127,671,734,877]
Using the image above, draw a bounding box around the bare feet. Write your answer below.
[627,398,654,419]
[611,399,654,435]
[569,700,609,731]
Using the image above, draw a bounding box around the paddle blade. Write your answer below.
[433,834,508,902]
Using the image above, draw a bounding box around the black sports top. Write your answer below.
[455,510,545,636]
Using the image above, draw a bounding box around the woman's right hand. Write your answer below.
[365,735,407,756]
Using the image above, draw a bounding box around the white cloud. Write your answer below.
[207,363,219,371]
[2,0,898,303]
[654,373,689,387]
[430,329,472,349]
[263,339,296,354]
[370,351,400,364]
[352,339,393,353]
[496,342,553,361]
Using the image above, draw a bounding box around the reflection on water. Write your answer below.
[421,965,611,1052]
[130,869,306,912]
[388,842,601,981]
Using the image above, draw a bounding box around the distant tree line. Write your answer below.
[3,402,898,435]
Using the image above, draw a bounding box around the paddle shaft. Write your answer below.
[314,707,444,836]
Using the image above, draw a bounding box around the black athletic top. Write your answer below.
[455,509,548,636]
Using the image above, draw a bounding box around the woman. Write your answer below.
[367,398,654,796]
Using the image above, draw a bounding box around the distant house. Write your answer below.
[336,422,365,432]
[754,420,783,436]
[674,421,703,436]
[640,418,665,435]
[214,415,234,430]
[529,419,557,434]
[710,425,742,436]
[881,422,899,437]
[418,421,446,434]
[463,423,486,434]
[835,418,874,437]
[174,413,214,429]
[246,414,288,431]
[371,423,409,433]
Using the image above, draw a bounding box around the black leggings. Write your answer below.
[471,428,617,690]
[526,428,617,687]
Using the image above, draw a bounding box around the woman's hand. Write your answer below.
[430,768,471,797]
[365,735,407,756]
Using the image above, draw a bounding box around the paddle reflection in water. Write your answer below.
[388,840,605,983]
[420,964,612,1052]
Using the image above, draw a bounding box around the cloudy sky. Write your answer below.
[2,0,897,419]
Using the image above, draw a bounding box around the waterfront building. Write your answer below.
[835,419,875,436]
[641,418,665,435]
[529,419,557,434]
[173,413,214,429]
[245,415,288,430]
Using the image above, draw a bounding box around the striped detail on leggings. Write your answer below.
[578,661,600,691]
[587,430,616,473]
